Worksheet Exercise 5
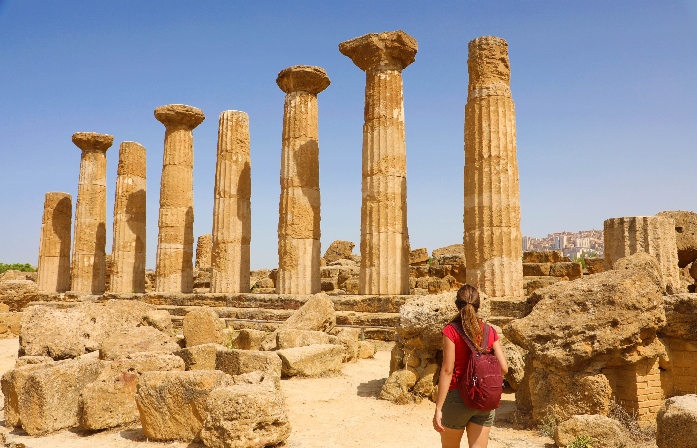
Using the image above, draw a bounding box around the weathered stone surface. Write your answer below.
[409,248,429,265]
[657,210,697,267]
[605,215,680,293]
[585,257,607,274]
[36,192,72,293]
[216,349,282,378]
[522,263,550,277]
[464,36,523,298]
[175,343,224,370]
[334,327,360,362]
[195,234,212,270]
[323,240,355,264]
[261,294,335,350]
[432,244,465,258]
[412,363,438,398]
[0,312,22,337]
[20,300,162,359]
[0,280,38,311]
[549,261,583,280]
[79,353,184,430]
[183,308,225,347]
[71,132,113,294]
[210,111,251,293]
[99,325,179,361]
[15,356,53,368]
[522,250,563,263]
[2,363,49,428]
[276,344,344,377]
[13,358,103,435]
[357,340,375,359]
[276,329,330,349]
[136,370,230,442]
[507,253,665,370]
[200,379,291,448]
[662,294,697,340]
[154,104,205,294]
[396,292,458,350]
[234,329,266,350]
[144,309,173,333]
[656,394,697,448]
[380,369,417,404]
[555,414,627,448]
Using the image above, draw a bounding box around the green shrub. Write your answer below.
[567,435,594,448]
[0,263,35,274]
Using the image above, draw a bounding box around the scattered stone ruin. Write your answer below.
[2,30,697,447]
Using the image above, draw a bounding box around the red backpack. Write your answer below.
[451,322,503,411]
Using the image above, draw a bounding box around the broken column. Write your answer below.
[154,105,205,293]
[210,111,251,293]
[196,234,213,270]
[463,36,523,297]
[70,132,113,294]
[604,216,680,292]
[339,30,416,295]
[110,142,147,293]
[275,66,330,294]
[36,192,72,292]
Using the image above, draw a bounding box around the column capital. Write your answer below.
[339,30,417,72]
[154,104,205,130]
[276,65,330,95]
[467,36,511,97]
[72,132,114,152]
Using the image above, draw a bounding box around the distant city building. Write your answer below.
[576,237,590,248]
[522,236,529,251]
[523,229,604,258]
[553,235,567,250]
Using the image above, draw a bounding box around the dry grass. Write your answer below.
[608,402,656,445]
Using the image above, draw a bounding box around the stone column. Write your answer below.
[110,142,146,293]
[275,66,330,294]
[339,30,416,295]
[604,216,680,292]
[463,36,523,298]
[37,192,72,292]
[210,111,252,293]
[70,132,113,294]
[196,233,213,270]
[154,105,205,293]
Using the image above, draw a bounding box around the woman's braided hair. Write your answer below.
[453,284,483,351]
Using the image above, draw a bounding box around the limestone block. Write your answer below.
[412,363,438,398]
[2,363,49,428]
[656,394,697,448]
[195,234,212,269]
[357,340,376,359]
[323,240,355,264]
[216,349,282,378]
[15,356,53,368]
[661,294,697,340]
[604,216,680,293]
[0,312,21,337]
[320,276,338,291]
[522,263,551,277]
[36,192,72,292]
[16,357,103,435]
[522,250,563,263]
[410,266,429,278]
[79,353,184,430]
[234,329,266,350]
[261,294,335,350]
[175,343,225,370]
[549,261,583,280]
[409,248,429,265]
[428,277,451,294]
[200,381,291,448]
[380,369,417,404]
[389,343,404,374]
[276,344,344,377]
[585,257,607,274]
[555,414,627,448]
[276,329,330,349]
[99,326,179,361]
[183,308,225,347]
[432,244,465,258]
[144,309,173,333]
[344,278,359,294]
[657,210,697,267]
[334,327,360,362]
[397,292,458,350]
[136,370,230,442]
[523,276,564,295]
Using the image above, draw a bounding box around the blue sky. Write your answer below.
[1,1,696,269]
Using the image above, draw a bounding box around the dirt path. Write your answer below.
[0,339,553,448]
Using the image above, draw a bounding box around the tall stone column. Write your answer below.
[210,111,252,293]
[464,36,523,298]
[339,31,416,295]
[275,66,330,295]
[110,142,146,293]
[604,216,680,293]
[154,105,205,293]
[70,132,113,294]
[196,233,213,270]
[37,192,72,292]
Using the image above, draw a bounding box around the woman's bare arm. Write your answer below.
[491,340,508,375]
[433,334,455,433]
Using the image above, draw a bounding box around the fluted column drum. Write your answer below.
[37,192,72,292]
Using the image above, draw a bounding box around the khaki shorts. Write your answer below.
[441,389,495,429]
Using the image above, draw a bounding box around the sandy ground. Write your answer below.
[0,339,554,448]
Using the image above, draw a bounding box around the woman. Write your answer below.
[433,285,508,448]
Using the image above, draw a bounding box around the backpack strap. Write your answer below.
[450,322,493,354]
